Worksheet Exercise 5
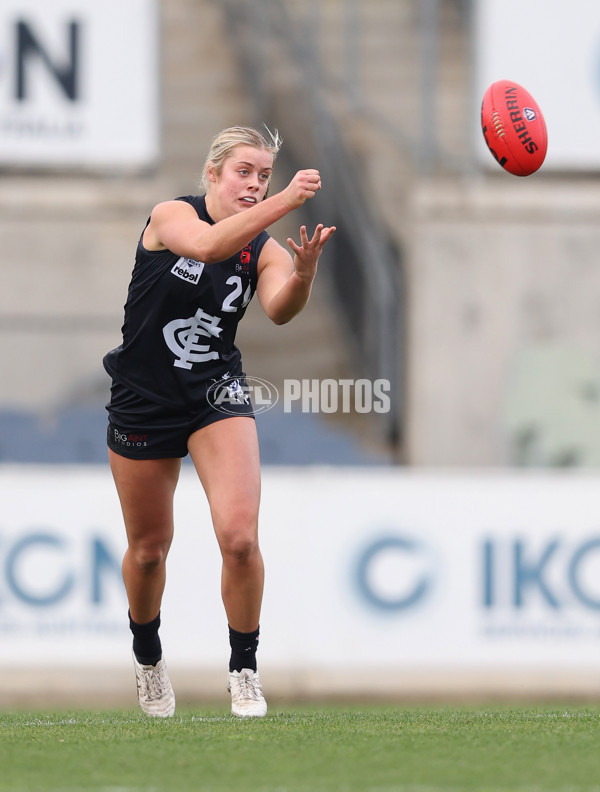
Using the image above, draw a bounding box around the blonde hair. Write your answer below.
[200,125,283,192]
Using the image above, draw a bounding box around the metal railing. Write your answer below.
[220,0,412,451]
[270,0,472,174]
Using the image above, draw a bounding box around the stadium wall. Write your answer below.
[404,178,600,467]
[1,465,600,707]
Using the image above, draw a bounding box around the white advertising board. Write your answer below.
[0,0,159,168]
[1,466,600,675]
[474,0,600,171]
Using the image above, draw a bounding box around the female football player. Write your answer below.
[103,126,335,717]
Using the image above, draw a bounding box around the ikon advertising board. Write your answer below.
[0,0,159,168]
[1,466,600,674]
[475,0,600,171]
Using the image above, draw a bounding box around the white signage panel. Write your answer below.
[1,467,600,674]
[0,0,159,168]
[474,0,600,171]
[259,470,600,670]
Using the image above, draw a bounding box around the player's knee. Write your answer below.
[219,524,259,565]
[131,541,169,574]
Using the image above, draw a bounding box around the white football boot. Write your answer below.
[227,669,268,718]
[132,651,176,718]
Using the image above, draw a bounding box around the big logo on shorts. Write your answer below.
[113,429,149,448]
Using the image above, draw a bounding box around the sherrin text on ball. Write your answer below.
[481,79,547,176]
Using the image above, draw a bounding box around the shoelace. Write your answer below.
[140,665,169,701]
[232,673,263,702]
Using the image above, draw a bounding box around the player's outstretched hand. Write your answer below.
[287,224,336,280]
[280,170,323,209]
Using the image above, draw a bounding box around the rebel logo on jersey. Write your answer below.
[170,257,205,285]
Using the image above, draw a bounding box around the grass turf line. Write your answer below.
[0,706,599,792]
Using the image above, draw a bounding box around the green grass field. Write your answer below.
[1,705,599,792]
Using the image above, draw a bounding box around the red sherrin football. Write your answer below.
[481,80,548,176]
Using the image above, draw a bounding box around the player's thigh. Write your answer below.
[188,416,261,533]
[109,449,181,546]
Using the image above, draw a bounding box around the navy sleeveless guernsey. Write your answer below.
[103,195,270,409]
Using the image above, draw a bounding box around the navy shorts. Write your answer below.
[106,379,255,460]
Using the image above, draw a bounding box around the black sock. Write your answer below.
[228,625,259,672]
[129,611,162,666]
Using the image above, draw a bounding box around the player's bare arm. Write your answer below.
[257,223,336,325]
[143,169,323,264]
